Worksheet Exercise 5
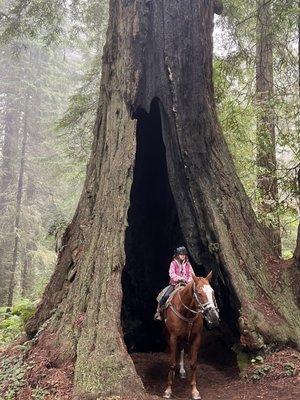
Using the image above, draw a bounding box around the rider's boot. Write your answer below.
[154,305,163,320]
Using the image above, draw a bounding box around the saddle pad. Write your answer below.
[156,286,170,302]
[156,284,185,304]
[165,285,184,307]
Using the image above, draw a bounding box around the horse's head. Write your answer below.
[193,272,220,329]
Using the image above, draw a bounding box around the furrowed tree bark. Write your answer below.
[294,224,300,268]
[293,168,300,268]
[255,0,281,256]
[26,1,300,397]
[296,3,300,268]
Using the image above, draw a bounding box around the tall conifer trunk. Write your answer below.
[255,0,281,256]
[0,95,19,305]
[7,93,29,306]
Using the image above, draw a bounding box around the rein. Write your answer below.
[169,281,219,326]
[178,285,202,315]
[169,301,199,345]
[169,303,199,323]
[168,282,202,343]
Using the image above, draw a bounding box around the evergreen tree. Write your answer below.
[214,0,299,257]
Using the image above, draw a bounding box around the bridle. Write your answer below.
[171,281,219,322]
[192,282,219,316]
[168,281,219,344]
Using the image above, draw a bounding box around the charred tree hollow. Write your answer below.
[122,99,183,351]
[121,99,239,354]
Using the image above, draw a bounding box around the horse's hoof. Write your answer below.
[191,391,202,400]
[191,394,202,400]
[163,390,172,399]
[179,371,186,379]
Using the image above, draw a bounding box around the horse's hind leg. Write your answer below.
[163,334,177,399]
[179,349,186,379]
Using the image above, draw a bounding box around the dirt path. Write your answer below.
[1,334,299,400]
[131,352,300,400]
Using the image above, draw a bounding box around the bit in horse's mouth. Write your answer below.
[204,318,220,330]
[204,309,220,330]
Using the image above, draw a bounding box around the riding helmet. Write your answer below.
[174,246,188,256]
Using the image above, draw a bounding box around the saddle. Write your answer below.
[157,283,186,308]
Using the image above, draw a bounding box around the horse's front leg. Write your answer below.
[189,334,202,400]
[164,334,177,399]
[179,349,186,379]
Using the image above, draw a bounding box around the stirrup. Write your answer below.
[154,311,162,321]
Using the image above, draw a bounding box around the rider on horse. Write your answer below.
[154,246,195,320]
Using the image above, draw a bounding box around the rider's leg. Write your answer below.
[154,306,162,320]
[154,285,174,320]
[161,285,174,306]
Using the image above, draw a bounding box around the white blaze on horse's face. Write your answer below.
[203,285,214,305]
[199,282,220,328]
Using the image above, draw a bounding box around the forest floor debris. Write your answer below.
[0,332,73,400]
[0,342,299,400]
[130,348,300,400]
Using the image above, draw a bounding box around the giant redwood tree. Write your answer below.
[25,0,300,398]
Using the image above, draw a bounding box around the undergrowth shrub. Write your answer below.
[0,300,36,347]
[0,355,28,399]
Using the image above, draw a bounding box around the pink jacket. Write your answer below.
[169,259,195,285]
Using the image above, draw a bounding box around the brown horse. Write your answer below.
[163,272,220,400]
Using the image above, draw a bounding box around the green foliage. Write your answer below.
[56,0,108,168]
[250,364,274,381]
[0,0,66,46]
[0,355,28,399]
[0,39,81,304]
[283,362,297,377]
[0,0,108,47]
[0,300,35,347]
[0,314,23,346]
[214,57,257,197]
[250,355,264,364]
[214,0,299,256]
[0,0,109,305]
[247,355,274,380]
[236,351,251,375]
[11,299,35,322]
[31,387,49,400]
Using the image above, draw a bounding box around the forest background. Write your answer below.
[0,0,299,346]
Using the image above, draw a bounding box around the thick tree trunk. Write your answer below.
[255,0,281,256]
[294,224,300,268]
[296,3,300,268]
[293,168,300,268]
[26,1,300,397]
